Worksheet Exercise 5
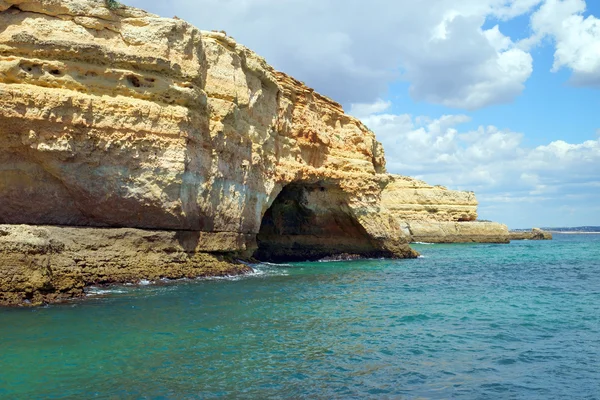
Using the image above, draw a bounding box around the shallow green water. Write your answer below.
[1,234,599,399]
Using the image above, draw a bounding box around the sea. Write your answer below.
[1,234,599,399]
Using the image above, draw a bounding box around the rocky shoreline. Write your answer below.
[0,225,252,306]
[509,228,553,241]
[0,222,554,306]
[407,221,510,244]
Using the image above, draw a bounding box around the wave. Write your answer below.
[87,263,292,297]
[194,263,291,281]
[255,261,293,267]
[246,262,291,278]
[86,287,129,296]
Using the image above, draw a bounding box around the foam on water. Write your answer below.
[86,287,129,296]
[249,262,290,277]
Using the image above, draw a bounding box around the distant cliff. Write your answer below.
[0,0,508,305]
[381,176,509,243]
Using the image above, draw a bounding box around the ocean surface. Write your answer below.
[1,234,599,399]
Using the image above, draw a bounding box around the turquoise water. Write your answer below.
[1,234,599,399]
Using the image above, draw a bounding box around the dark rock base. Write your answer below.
[0,225,252,307]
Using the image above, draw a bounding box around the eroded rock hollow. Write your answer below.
[255,182,399,262]
[0,0,508,305]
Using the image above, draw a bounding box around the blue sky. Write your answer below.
[128,0,599,228]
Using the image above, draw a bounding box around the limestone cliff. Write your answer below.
[0,0,508,305]
[381,176,509,243]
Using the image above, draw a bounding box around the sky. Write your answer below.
[126,0,600,229]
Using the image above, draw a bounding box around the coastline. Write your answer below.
[547,231,600,234]
[0,0,524,306]
[0,224,417,307]
[0,225,253,307]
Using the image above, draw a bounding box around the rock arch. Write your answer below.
[254,181,399,262]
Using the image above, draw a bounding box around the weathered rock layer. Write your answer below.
[0,225,251,306]
[0,0,508,305]
[381,176,510,243]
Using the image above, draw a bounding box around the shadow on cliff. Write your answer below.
[175,230,201,253]
[178,33,273,255]
[254,181,390,262]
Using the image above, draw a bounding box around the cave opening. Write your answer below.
[254,182,385,262]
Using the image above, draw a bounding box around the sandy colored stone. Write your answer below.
[0,0,514,305]
[381,176,478,223]
[380,176,510,243]
[407,221,510,244]
[0,0,394,242]
[0,225,251,306]
[509,228,553,241]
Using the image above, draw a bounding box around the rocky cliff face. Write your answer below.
[0,224,251,306]
[381,176,509,243]
[381,176,478,222]
[0,0,509,305]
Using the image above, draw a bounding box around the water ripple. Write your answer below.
[0,234,599,398]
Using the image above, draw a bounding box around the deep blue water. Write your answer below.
[1,234,599,399]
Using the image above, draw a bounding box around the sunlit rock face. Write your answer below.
[0,0,511,304]
[380,176,510,243]
[381,176,478,223]
[0,0,409,260]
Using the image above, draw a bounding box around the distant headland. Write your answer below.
[543,227,600,234]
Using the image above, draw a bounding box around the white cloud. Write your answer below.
[349,99,392,119]
[404,16,533,109]
[491,0,544,19]
[525,0,600,87]
[352,100,600,226]
[126,0,537,109]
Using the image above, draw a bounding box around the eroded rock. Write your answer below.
[0,0,512,305]
[509,228,553,241]
[0,225,251,306]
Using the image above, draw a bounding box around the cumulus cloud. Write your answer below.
[349,99,392,119]
[127,0,537,109]
[351,100,600,226]
[524,0,600,87]
[404,16,533,109]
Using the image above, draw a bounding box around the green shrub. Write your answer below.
[105,0,120,10]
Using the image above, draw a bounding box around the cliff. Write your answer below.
[0,0,508,305]
[381,176,509,243]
